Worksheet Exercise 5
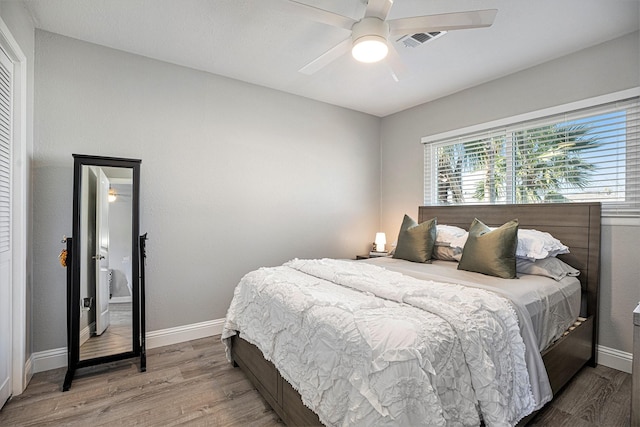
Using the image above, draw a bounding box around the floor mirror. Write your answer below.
[63,154,146,391]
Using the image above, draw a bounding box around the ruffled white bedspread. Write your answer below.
[222,259,539,426]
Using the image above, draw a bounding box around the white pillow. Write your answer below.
[432,245,463,261]
[435,225,468,247]
[516,257,579,280]
[516,229,569,260]
[436,225,569,261]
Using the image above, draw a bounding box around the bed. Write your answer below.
[222,202,601,426]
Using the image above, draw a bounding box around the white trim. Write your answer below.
[598,345,633,374]
[31,318,635,380]
[146,319,224,349]
[0,15,28,397]
[29,320,635,375]
[79,323,94,347]
[32,318,226,373]
[421,87,640,144]
[32,348,67,374]
[23,355,32,388]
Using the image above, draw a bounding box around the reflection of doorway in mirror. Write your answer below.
[78,166,97,348]
[95,168,110,336]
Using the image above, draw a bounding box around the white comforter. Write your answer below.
[222,259,540,426]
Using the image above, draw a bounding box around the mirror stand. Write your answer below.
[139,233,148,372]
[63,154,146,391]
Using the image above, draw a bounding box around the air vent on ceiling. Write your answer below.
[397,31,446,48]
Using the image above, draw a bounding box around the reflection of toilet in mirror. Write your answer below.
[107,268,132,334]
[109,269,131,300]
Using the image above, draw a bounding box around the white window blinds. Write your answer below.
[423,96,640,217]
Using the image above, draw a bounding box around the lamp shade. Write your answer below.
[374,232,387,252]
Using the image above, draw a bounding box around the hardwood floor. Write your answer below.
[0,337,281,426]
[528,362,632,427]
[80,302,133,360]
[0,336,631,426]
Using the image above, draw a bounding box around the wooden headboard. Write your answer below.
[418,202,601,321]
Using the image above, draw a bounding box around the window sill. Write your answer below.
[602,216,640,227]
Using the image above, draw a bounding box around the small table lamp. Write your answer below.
[374,232,386,252]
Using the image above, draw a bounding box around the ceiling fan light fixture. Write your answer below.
[108,187,117,203]
[352,35,388,63]
[350,17,390,64]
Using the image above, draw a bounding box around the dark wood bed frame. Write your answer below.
[230,202,601,426]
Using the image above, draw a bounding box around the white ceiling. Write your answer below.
[23,0,640,117]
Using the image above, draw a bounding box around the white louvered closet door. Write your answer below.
[0,45,13,408]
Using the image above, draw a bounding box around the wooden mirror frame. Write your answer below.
[63,154,145,391]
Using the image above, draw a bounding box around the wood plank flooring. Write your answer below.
[80,302,133,360]
[0,336,631,426]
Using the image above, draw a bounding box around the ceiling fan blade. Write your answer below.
[385,44,407,82]
[365,0,393,20]
[388,9,498,37]
[299,38,351,75]
[278,0,356,31]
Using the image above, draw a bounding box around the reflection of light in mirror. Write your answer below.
[108,186,117,202]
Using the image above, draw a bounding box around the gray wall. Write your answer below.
[33,31,381,352]
[380,31,640,354]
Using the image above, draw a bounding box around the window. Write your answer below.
[423,94,640,216]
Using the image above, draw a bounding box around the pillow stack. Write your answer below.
[393,213,578,280]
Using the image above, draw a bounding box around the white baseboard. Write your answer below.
[597,345,633,374]
[23,354,33,393]
[32,347,67,374]
[146,319,224,349]
[80,322,94,347]
[31,318,226,373]
[109,296,131,304]
[32,322,630,376]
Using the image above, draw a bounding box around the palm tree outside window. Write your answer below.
[424,96,639,216]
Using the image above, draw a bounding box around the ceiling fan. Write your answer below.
[108,185,132,202]
[278,0,497,81]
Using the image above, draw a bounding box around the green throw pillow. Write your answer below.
[458,218,519,279]
[393,215,437,263]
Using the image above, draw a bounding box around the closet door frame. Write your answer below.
[0,15,28,398]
